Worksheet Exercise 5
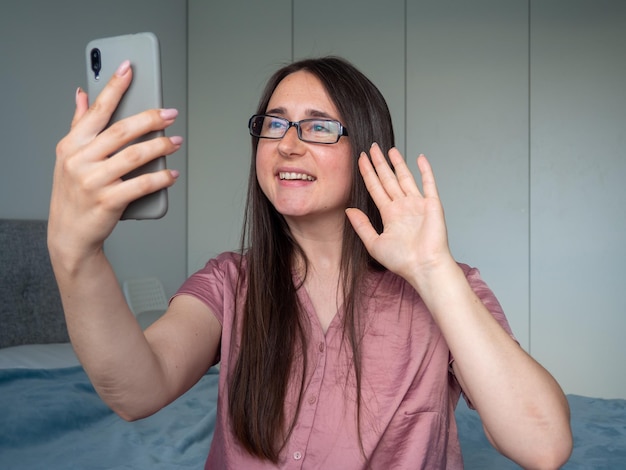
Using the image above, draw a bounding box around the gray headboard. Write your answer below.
[0,219,69,348]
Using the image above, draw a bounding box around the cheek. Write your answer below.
[334,146,354,185]
[255,143,268,169]
[330,154,354,203]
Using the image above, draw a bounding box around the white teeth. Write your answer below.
[279,172,315,181]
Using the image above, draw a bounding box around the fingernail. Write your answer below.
[170,169,180,179]
[371,142,378,148]
[75,87,82,100]
[169,136,183,146]
[115,60,131,77]
[160,108,179,120]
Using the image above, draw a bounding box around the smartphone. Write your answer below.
[86,32,168,220]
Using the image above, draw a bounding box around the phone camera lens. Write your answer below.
[90,48,101,79]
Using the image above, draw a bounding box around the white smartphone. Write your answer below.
[86,32,168,220]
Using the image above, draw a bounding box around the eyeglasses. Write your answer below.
[248,114,349,144]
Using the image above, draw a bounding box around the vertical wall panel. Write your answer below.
[406,1,531,349]
[293,0,406,155]
[530,0,626,398]
[187,0,292,272]
[0,0,188,297]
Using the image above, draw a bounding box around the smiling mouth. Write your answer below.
[279,172,316,181]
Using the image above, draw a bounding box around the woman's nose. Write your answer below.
[277,125,305,156]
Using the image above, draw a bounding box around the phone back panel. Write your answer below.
[86,32,168,220]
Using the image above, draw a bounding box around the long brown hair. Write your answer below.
[228,56,395,462]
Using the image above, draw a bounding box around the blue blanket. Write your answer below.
[455,394,626,469]
[0,366,218,469]
[1,366,625,469]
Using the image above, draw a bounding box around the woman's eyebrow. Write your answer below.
[265,107,286,116]
[264,107,337,120]
[306,109,335,119]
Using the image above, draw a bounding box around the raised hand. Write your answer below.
[48,60,182,265]
[345,143,453,283]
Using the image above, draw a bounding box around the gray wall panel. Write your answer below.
[407,0,531,349]
[530,0,626,398]
[187,0,292,272]
[0,0,188,297]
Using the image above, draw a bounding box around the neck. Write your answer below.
[286,215,344,277]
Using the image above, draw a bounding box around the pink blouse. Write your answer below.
[174,252,513,469]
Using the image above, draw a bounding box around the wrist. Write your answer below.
[48,234,105,279]
[409,255,464,298]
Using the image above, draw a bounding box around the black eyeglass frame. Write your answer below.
[248,114,349,144]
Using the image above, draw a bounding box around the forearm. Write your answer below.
[411,259,572,468]
[351,145,571,466]
[45,64,188,420]
[49,245,170,419]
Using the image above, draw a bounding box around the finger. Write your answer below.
[60,61,134,158]
[368,143,405,200]
[78,135,182,194]
[358,151,392,207]
[70,87,90,129]
[345,208,379,252]
[115,168,180,204]
[417,154,440,199]
[387,148,422,197]
[73,60,134,137]
[105,135,183,183]
[59,88,90,157]
[96,167,180,218]
[80,108,179,164]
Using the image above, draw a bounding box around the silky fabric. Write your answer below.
[174,252,514,469]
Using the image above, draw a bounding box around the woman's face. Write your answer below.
[256,71,353,232]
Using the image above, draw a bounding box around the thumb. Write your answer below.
[345,208,379,250]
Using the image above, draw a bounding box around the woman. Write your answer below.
[49,56,572,469]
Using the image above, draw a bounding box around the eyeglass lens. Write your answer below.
[250,115,344,144]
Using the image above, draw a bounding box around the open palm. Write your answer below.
[346,144,453,282]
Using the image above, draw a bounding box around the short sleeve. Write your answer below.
[172,252,244,326]
[462,264,515,339]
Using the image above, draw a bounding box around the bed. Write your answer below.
[1,219,625,469]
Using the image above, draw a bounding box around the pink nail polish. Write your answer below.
[160,108,179,120]
[115,60,131,77]
[169,136,183,145]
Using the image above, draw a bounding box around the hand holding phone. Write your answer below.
[86,32,168,220]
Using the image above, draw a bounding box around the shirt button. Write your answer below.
[293,451,302,460]
[308,395,317,405]
[318,342,325,352]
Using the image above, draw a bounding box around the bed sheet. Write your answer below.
[0,343,79,369]
[456,393,626,469]
[0,365,218,470]
[1,352,625,469]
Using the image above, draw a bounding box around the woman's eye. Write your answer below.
[309,121,332,133]
[268,119,286,130]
